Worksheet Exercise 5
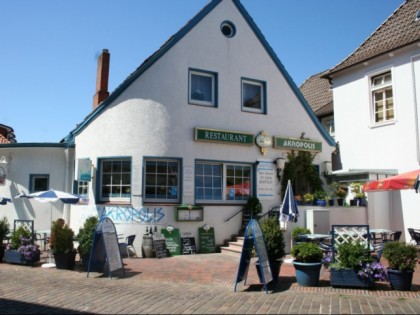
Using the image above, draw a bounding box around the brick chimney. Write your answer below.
[93,49,110,110]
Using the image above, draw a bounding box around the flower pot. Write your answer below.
[316,200,326,207]
[0,246,4,262]
[337,199,344,206]
[387,268,413,291]
[292,261,322,286]
[330,267,374,288]
[328,199,334,206]
[4,249,40,266]
[54,251,76,270]
[350,199,357,206]
[255,259,282,283]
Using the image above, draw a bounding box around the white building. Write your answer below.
[0,0,335,255]
[323,0,420,242]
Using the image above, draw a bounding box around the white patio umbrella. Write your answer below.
[279,180,299,223]
[17,189,80,268]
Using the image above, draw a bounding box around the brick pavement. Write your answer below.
[0,253,420,314]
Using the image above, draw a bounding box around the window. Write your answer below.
[321,116,335,137]
[189,69,217,107]
[371,71,394,124]
[242,79,266,113]
[144,159,180,203]
[29,174,49,193]
[77,181,89,197]
[99,159,131,202]
[195,161,252,203]
[220,21,236,38]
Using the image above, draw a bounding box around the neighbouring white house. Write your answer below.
[1,0,338,255]
[320,0,420,242]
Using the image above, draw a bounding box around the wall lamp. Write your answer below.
[273,157,286,181]
[201,223,211,231]
[323,161,332,178]
[166,225,175,233]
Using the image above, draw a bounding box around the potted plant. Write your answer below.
[291,242,323,286]
[328,240,387,288]
[257,217,285,283]
[382,241,417,290]
[0,216,10,262]
[50,218,76,270]
[313,190,327,206]
[291,226,311,244]
[350,182,366,206]
[77,216,99,271]
[294,195,302,205]
[329,182,348,206]
[242,196,262,219]
[303,193,314,205]
[4,225,40,265]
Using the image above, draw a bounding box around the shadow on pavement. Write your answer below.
[0,298,92,314]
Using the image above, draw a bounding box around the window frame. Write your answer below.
[241,78,266,114]
[97,157,132,204]
[370,70,395,125]
[195,160,253,204]
[29,174,49,193]
[188,68,218,107]
[143,158,181,204]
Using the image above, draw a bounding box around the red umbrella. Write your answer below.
[363,169,420,192]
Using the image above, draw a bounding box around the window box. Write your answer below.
[330,268,374,289]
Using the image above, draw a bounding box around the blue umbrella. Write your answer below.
[279,180,299,223]
[0,197,12,205]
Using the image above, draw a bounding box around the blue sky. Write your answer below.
[1,0,403,143]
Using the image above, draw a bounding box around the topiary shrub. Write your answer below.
[382,241,417,271]
[291,226,311,242]
[77,216,99,258]
[50,219,74,255]
[291,242,323,263]
[259,217,285,262]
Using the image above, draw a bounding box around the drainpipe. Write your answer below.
[63,148,71,225]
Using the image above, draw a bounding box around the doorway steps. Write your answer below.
[220,235,244,256]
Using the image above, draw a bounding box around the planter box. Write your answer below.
[4,250,40,266]
[330,268,374,288]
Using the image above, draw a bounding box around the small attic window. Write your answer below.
[416,9,420,22]
[220,21,236,38]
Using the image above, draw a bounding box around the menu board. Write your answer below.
[152,235,168,259]
[181,237,196,254]
[198,227,216,253]
[161,228,181,256]
[88,218,124,278]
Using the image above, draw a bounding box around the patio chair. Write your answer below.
[370,232,384,245]
[408,228,420,245]
[119,235,137,257]
[384,231,402,242]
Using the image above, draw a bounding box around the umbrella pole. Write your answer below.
[42,204,56,268]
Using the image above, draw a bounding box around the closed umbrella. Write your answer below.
[279,180,299,223]
[17,189,80,268]
[363,169,420,192]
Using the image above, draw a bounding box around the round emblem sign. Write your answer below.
[256,134,272,148]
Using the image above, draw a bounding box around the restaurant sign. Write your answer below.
[194,128,254,146]
[274,137,322,152]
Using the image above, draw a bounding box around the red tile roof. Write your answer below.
[326,0,420,76]
[300,70,333,116]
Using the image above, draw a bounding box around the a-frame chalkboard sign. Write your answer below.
[87,218,125,279]
[234,219,273,294]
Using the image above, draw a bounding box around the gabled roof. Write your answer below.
[325,0,420,77]
[63,0,335,146]
[300,71,333,117]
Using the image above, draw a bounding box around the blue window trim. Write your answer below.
[188,68,218,108]
[143,156,183,204]
[96,156,132,204]
[241,77,267,114]
[194,158,254,205]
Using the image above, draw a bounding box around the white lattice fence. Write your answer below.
[332,225,370,262]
